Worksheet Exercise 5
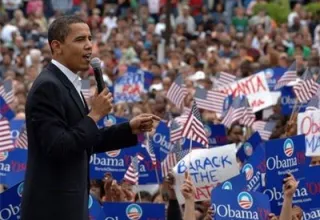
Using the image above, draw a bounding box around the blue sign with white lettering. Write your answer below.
[0,149,27,188]
[218,173,247,192]
[265,135,309,183]
[263,166,320,215]
[90,144,162,184]
[281,86,308,115]
[211,187,271,220]
[237,132,262,163]
[102,202,165,220]
[242,145,266,192]
[0,181,24,220]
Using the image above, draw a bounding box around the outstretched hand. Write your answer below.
[129,113,160,134]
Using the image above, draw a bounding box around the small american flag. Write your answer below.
[146,137,157,166]
[293,69,319,103]
[222,96,245,128]
[161,149,189,177]
[169,119,183,143]
[0,95,15,121]
[0,119,14,152]
[123,154,144,185]
[181,101,208,147]
[81,79,91,100]
[306,88,320,111]
[216,72,237,88]
[274,62,297,90]
[194,87,227,114]
[0,80,14,104]
[239,97,256,127]
[15,125,28,149]
[252,120,276,141]
[166,74,188,108]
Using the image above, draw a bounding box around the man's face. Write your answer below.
[56,23,92,73]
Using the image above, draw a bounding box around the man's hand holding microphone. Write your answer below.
[88,57,160,134]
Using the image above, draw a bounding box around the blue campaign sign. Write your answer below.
[10,119,24,140]
[90,144,162,184]
[114,69,145,103]
[237,132,262,163]
[89,194,104,220]
[154,121,203,163]
[0,181,24,220]
[102,202,165,220]
[259,67,286,91]
[263,166,320,215]
[0,96,15,121]
[211,187,270,220]
[265,135,309,183]
[218,173,247,192]
[127,66,153,91]
[281,86,308,116]
[242,145,266,192]
[96,114,128,129]
[0,149,27,187]
[205,124,228,148]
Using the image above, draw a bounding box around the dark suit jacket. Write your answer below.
[21,63,138,220]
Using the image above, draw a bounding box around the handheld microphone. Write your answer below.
[90,57,105,94]
[90,57,109,119]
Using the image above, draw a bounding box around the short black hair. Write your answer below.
[48,15,86,53]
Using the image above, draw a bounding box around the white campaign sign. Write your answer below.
[219,72,273,112]
[173,144,239,204]
[298,110,320,156]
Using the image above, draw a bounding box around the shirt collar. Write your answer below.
[51,59,82,92]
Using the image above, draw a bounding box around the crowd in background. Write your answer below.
[1,0,320,219]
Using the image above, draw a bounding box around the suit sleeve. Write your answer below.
[30,82,99,159]
[93,122,138,154]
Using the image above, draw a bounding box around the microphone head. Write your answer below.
[90,57,102,69]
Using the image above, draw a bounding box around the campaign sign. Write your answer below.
[211,187,271,220]
[218,173,247,192]
[263,166,320,215]
[297,110,320,156]
[154,121,203,162]
[89,194,104,220]
[90,144,162,184]
[114,69,145,103]
[237,132,262,163]
[0,149,27,187]
[0,96,15,121]
[10,119,25,141]
[173,144,239,204]
[242,145,266,192]
[265,135,308,182]
[127,66,153,91]
[218,72,273,112]
[205,124,228,148]
[300,166,320,220]
[96,114,128,129]
[102,202,165,220]
[259,67,286,91]
[0,181,24,220]
[281,86,308,116]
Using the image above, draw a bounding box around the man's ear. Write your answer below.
[50,40,62,55]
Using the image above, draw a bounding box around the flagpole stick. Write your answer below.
[137,186,142,203]
[146,132,162,201]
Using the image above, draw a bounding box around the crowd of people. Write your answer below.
[1,0,320,219]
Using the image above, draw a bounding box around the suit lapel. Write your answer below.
[47,63,86,117]
[80,92,90,114]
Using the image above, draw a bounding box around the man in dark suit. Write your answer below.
[21,15,159,220]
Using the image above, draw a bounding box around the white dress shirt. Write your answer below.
[51,59,85,105]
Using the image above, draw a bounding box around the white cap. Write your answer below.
[188,71,206,81]
[149,83,163,92]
